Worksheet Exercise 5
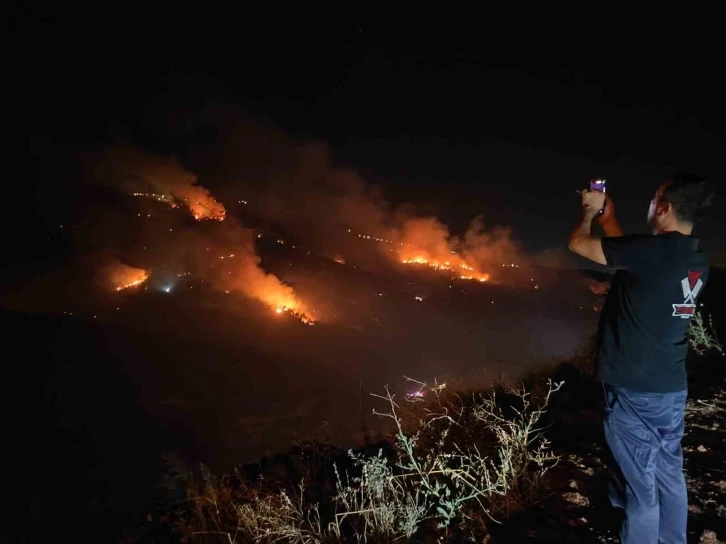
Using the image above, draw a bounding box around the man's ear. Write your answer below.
[659,200,673,217]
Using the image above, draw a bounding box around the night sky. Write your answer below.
[11,13,725,265]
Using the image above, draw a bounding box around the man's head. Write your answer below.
[647,173,716,235]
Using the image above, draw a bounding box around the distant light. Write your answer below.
[163,286,172,293]
[415,296,423,301]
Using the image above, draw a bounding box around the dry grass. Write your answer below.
[688,311,723,356]
[163,379,563,543]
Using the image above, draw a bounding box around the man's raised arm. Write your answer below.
[568,189,607,265]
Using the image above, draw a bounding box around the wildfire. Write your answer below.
[401,257,490,283]
[94,147,318,324]
[110,265,150,291]
[275,305,316,325]
[346,228,491,283]
[128,192,225,221]
[189,199,226,221]
[116,275,148,291]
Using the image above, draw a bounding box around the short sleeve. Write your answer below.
[601,234,655,271]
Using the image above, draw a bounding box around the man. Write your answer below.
[567,173,716,544]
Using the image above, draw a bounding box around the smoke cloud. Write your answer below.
[184,115,527,282]
[76,113,537,327]
[83,144,311,320]
[168,222,309,316]
[85,145,226,221]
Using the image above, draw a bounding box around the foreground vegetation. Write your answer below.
[133,311,723,543]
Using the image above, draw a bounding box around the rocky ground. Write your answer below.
[490,377,726,543]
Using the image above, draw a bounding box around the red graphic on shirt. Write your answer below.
[672,270,703,319]
[688,271,702,290]
[673,305,695,317]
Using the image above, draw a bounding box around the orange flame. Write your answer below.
[108,264,150,291]
[346,219,497,283]
[129,192,225,221]
[188,199,226,221]
[214,243,315,325]
[274,305,316,325]
[400,256,490,283]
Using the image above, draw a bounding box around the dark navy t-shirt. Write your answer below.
[597,232,709,393]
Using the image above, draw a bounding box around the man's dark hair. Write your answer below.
[662,172,716,224]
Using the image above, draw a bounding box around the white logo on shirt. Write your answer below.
[672,271,703,319]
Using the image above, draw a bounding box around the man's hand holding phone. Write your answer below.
[590,179,607,216]
[581,189,607,219]
[578,178,623,236]
[581,178,607,218]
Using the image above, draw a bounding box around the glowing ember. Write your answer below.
[130,191,176,204]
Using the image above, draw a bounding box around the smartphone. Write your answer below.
[590,179,607,215]
[590,179,607,193]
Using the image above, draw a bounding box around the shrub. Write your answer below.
[688,311,723,356]
[164,378,563,542]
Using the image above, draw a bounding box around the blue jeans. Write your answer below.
[603,384,688,544]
